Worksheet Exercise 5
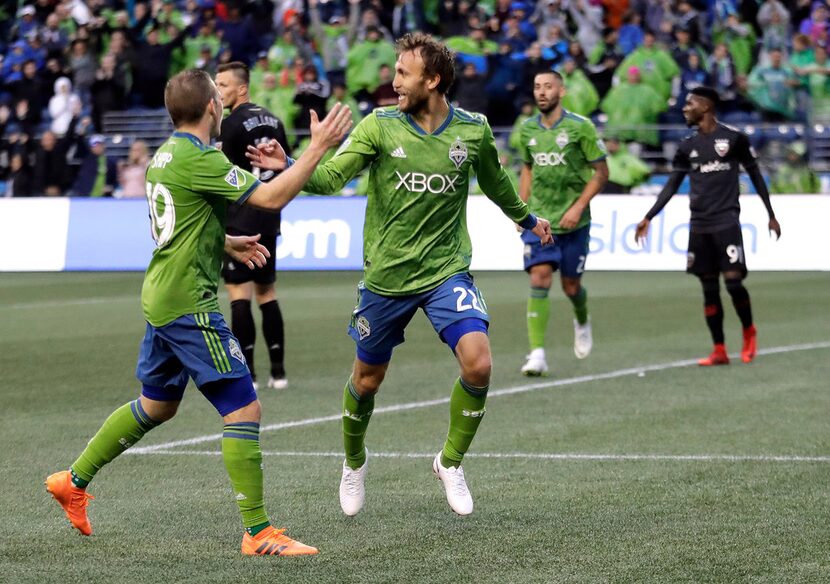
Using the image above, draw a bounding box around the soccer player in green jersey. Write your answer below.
[518,70,609,376]
[45,69,352,555]
[249,32,553,516]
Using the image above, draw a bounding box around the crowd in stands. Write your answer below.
[1,0,827,196]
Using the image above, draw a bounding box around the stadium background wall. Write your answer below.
[1,196,827,272]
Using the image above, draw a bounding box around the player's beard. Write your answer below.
[537,96,560,115]
[399,86,429,115]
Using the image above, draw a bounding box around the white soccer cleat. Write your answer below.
[267,376,288,390]
[520,348,548,376]
[432,452,473,516]
[339,449,367,516]
[573,318,593,359]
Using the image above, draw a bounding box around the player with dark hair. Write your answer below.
[518,70,609,376]
[635,86,781,365]
[250,32,553,517]
[216,61,292,391]
[45,68,352,555]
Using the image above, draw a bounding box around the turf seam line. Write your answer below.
[126,340,830,455]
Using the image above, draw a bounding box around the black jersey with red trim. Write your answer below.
[219,102,292,238]
[654,123,758,233]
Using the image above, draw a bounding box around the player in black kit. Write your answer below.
[216,62,293,389]
[635,86,782,366]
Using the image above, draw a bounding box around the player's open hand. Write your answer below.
[532,216,553,245]
[224,234,271,269]
[246,139,286,172]
[559,204,585,230]
[769,217,781,240]
[309,103,353,151]
[634,218,650,245]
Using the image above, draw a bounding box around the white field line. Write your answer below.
[133,450,830,463]
[128,341,830,455]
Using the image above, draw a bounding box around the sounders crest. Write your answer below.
[556,131,569,149]
[449,137,468,169]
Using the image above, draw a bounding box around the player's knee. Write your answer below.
[139,395,179,423]
[351,368,385,397]
[461,352,491,387]
[561,279,581,297]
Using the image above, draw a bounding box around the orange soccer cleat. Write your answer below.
[741,325,757,363]
[698,344,730,366]
[45,471,94,536]
[241,526,319,556]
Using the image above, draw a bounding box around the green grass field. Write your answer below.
[2,271,828,583]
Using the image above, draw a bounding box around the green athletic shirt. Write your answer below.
[304,105,530,296]
[141,131,261,326]
[519,110,606,234]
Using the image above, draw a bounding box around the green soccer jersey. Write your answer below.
[141,132,261,326]
[519,110,606,234]
[304,105,530,296]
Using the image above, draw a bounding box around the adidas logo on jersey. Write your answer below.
[391,146,407,158]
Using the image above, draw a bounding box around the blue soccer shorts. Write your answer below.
[522,224,590,278]
[136,312,256,415]
[348,272,490,362]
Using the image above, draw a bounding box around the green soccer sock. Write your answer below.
[527,287,551,350]
[569,286,589,325]
[342,380,373,470]
[70,399,160,486]
[222,423,269,532]
[441,377,488,468]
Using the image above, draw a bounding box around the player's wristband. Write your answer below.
[285,157,295,168]
[518,213,538,230]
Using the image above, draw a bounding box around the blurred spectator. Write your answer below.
[603,137,651,194]
[217,3,257,65]
[183,21,222,70]
[712,14,756,76]
[708,43,739,106]
[617,11,644,56]
[675,0,707,45]
[308,0,358,87]
[251,71,298,132]
[116,140,149,198]
[601,66,667,147]
[326,82,361,127]
[799,2,830,43]
[508,99,535,151]
[615,30,680,101]
[529,0,567,32]
[68,39,97,104]
[601,0,629,31]
[369,63,398,108]
[537,23,568,63]
[500,9,533,54]
[441,0,489,38]
[770,141,820,193]
[12,5,40,41]
[352,7,393,43]
[41,13,71,58]
[587,27,624,98]
[519,42,555,98]
[559,57,599,117]
[672,52,711,113]
[9,60,46,124]
[33,128,74,196]
[5,150,35,197]
[70,133,117,197]
[267,29,308,72]
[130,23,189,108]
[747,47,799,120]
[805,43,830,120]
[391,0,426,39]
[346,26,396,100]
[11,98,37,136]
[758,1,791,58]
[568,0,603,55]
[447,25,498,75]
[485,41,521,127]
[49,77,82,136]
[293,64,330,131]
[91,54,127,131]
[671,26,707,70]
[452,61,488,114]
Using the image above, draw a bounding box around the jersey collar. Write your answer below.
[172,131,207,149]
[405,104,454,136]
[536,109,569,131]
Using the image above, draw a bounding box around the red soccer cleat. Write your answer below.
[741,325,757,363]
[698,344,730,366]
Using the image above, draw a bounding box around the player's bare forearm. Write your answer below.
[560,161,607,230]
[519,164,532,204]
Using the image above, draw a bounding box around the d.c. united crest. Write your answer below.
[714,139,730,157]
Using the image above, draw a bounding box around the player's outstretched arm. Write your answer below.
[245,104,352,210]
[225,234,271,269]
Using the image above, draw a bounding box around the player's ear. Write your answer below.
[426,73,440,92]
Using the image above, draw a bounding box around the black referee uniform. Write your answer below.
[220,102,292,284]
[644,122,776,276]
